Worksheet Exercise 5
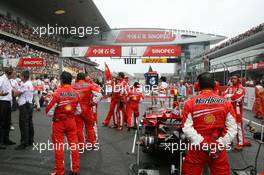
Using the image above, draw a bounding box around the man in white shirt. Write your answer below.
[158,76,168,107]
[13,70,34,150]
[0,67,16,149]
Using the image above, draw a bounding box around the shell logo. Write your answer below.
[204,114,216,124]
[65,104,72,111]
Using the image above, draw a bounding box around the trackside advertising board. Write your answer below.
[3,58,45,67]
[62,45,182,58]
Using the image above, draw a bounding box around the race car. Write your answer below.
[139,104,185,153]
[130,97,187,175]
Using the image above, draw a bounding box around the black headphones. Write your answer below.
[195,72,216,91]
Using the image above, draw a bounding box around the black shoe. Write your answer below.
[131,126,137,130]
[0,144,6,149]
[69,171,79,175]
[15,144,27,150]
[4,140,16,145]
[28,141,34,146]
[37,108,41,111]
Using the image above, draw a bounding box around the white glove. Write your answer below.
[92,92,103,104]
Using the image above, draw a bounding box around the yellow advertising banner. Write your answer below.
[141,58,167,63]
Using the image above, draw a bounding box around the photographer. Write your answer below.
[181,72,237,175]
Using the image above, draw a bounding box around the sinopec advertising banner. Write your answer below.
[142,45,181,57]
[62,45,182,57]
[85,46,122,57]
[68,28,226,46]
[3,58,45,67]
[115,30,176,43]
[17,58,45,67]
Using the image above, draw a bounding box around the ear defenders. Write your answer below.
[194,80,219,92]
[195,72,217,92]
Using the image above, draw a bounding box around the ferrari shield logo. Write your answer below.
[204,114,216,124]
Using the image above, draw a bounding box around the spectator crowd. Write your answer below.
[196,23,264,58]
[0,39,58,75]
[0,14,61,50]
[0,38,103,80]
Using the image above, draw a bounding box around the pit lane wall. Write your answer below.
[219,86,255,110]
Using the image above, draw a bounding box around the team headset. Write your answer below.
[194,72,219,92]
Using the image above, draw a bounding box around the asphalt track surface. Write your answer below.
[0,99,264,175]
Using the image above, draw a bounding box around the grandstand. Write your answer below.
[198,23,264,58]
[0,0,105,80]
[189,23,264,85]
[0,14,61,50]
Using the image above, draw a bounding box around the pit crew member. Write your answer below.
[126,82,144,131]
[182,72,237,175]
[223,74,251,150]
[72,73,102,147]
[46,71,81,175]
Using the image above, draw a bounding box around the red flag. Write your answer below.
[104,63,112,82]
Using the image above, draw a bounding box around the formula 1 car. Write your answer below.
[130,97,187,175]
[139,106,183,152]
[139,97,186,153]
